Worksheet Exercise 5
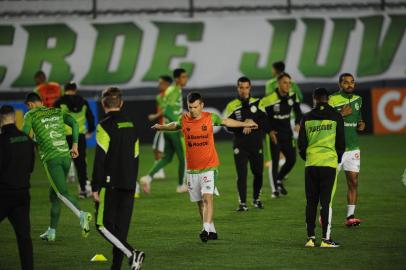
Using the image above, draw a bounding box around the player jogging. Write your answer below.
[22,93,92,241]
[147,75,173,180]
[140,69,188,193]
[152,92,258,242]
[260,72,302,197]
[329,73,365,227]
[264,61,303,193]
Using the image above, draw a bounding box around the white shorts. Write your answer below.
[338,150,360,173]
[186,170,216,202]
[152,131,165,152]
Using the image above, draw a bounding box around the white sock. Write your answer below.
[347,205,356,217]
[203,223,210,232]
[210,223,216,233]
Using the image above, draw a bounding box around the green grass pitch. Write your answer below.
[1,134,406,269]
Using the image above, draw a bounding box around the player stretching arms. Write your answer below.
[22,93,92,241]
[152,92,258,242]
[329,73,365,226]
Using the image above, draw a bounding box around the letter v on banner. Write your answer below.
[371,88,406,134]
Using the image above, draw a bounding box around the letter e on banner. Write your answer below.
[372,88,406,134]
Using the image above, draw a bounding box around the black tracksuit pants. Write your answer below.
[67,134,88,191]
[233,145,263,203]
[270,135,296,188]
[95,187,135,270]
[305,166,336,239]
[0,189,33,270]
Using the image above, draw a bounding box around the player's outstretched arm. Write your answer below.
[222,118,258,129]
[151,122,180,131]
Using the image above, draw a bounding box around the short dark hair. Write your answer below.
[313,88,329,101]
[272,61,285,74]
[173,68,186,79]
[102,87,122,108]
[64,82,77,91]
[34,70,46,79]
[277,72,291,81]
[237,76,251,86]
[0,105,15,116]
[187,92,203,104]
[160,75,173,84]
[339,73,354,83]
[25,92,42,104]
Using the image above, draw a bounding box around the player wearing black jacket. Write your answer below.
[225,77,270,211]
[259,73,302,197]
[91,87,145,270]
[55,82,95,198]
[0,105,35,270]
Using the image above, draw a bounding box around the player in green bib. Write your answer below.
[328,73,365,227]
[22,93,92,241]
[140,68,188,194]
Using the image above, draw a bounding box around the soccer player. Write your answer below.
[225,77,269,211]
[140,68,188,193]
[152,92,258,242]
[260,72,302,197]
[329,73,365,226]
[0,105,35,270]
[92,87,145,270]
[33,70,63,108]
[298,88,345,248]
[147,75,173,180]
[265,61,303,99]
[264,61,303,193]
[22,93,92,241]
[54,82,95,198]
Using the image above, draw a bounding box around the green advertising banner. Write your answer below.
[0,13,405,91]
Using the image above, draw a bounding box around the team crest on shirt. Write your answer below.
[273,104,280,112]
[201,124,207,131]
[234,148,239,155]
[355,152,360,159]
[288,98,294,106]
[355,103,360,110]
[250,105,257,113]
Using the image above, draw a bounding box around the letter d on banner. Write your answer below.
[372,88,406,134]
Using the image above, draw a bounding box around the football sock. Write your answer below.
[347,205,356,218]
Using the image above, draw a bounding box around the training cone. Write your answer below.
[91,254,107,262]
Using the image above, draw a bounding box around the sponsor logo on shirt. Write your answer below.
[344,122,358,127]
[53,140,65,147]
[49,131,63,139]
[41,116,60,123]
[308,124,333,133]
[250,105,257,113]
